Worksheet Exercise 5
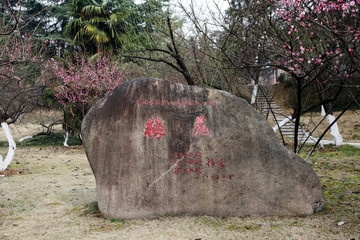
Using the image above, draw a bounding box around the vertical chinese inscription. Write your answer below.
[193,116,210,136]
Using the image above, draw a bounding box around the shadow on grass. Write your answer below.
[80,201,102,218]
[80,202,129,226]
[0,132,82,147]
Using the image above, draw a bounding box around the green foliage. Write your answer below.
[14,0,69,39]
[0,132,81,147]
[63,0,166,54]
[110,218,126,224]
[312,145,360,158]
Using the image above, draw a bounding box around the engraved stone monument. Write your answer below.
[81,78,323,219]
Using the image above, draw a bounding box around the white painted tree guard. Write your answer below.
[63,131,69,147]
[19,136,33,142]
[326,114,343,146]
[321,105,326,116]
[0,122,16,172]
[250,85,258,104]
[273,115,293,132]
[321,105,343,146]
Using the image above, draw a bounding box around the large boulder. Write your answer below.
[81,78,323,219]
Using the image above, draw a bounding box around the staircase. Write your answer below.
[254,85,310,141]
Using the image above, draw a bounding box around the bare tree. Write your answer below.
[0,0,45,171]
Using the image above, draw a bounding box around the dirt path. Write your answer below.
[0,146,358,240]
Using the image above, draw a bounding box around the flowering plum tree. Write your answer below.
[180,0,360,154]
[46,53,124,146]
[267,0,360,151]
[0,29,45,171]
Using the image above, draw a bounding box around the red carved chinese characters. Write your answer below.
[173,152,233,180]
[195,174,233,180]
[144,118,154,138]
[217,158,225,167]
[205,158,215,167]
[136,98,219,107]
[193,116,210,136]
[144,115,166,140]
[205,158,225,168]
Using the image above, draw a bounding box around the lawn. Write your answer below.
[0,142,359,240]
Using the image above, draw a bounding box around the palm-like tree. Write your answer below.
[64,0,138,53]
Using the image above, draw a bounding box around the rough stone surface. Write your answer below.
[81,78,324,219]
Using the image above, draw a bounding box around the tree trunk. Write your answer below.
[293,78,302,153]
[0,122,16,172]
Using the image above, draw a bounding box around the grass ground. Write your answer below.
[0,143,359,240]
[301,110,360,143]
[0,110,359,239]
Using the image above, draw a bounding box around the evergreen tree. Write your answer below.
[64,0,168,54]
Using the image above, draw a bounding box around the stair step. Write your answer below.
[266,110,283,113]
[259,106,279,108]
[257,98,273,100]
[255,86,312,140]
[256,100,276,103]
[260,108,282,111]
[281,132,307,135]
[279,130,307,134]
[257,102,275,104]
[280,131,307,134]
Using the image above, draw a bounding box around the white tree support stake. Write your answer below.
[321,105,326,116]
[63,131,69,147]
[321,105,343,146]
[273,115,293,133]
[326,114,343,146]
[19,136,33,142]
[0,122,16,172]
[250,84,258,105]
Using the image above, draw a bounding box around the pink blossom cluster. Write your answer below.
[271,0,359,80]
[8,34,36,62]
[0,33,43,79]
[46,53,123,115]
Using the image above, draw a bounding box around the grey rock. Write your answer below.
[81,78,323,219]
